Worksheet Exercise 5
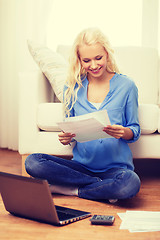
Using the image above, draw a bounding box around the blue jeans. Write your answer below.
[25,153,141,201]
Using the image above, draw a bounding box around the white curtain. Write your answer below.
[0,0,53,150]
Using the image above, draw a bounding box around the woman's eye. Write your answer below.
[82,56,102,63]
[96,56,102,60]
[83,59,90,63]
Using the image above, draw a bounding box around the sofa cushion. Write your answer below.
[138,104,159,134]
[114,47,159,105]
[158,110,160,133]
[27,40,67,102]
[37,103,63,131]
[37,103,159,135]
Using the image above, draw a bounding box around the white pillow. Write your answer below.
[27,40,67,102]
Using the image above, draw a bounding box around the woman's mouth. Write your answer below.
[90,67,102,74]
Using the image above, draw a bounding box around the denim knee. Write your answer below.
[25,153,42,176]
[114,170,141,199]
[78,169,141,201]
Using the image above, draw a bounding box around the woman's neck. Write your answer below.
[87,71,115,84]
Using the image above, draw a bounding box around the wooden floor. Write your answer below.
[0,148,160,240]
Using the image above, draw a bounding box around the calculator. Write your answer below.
[90,215,115,225]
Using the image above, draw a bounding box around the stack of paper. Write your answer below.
[118,211,160,232]
[57,110,112,142]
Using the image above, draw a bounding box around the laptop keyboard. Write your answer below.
[55,205,77,220]
[55,205,90,223]
[56,211,76,221]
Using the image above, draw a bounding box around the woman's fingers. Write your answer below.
[103,125,125,139]
[58,132,76,145]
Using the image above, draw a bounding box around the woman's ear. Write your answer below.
[106,50,109,60]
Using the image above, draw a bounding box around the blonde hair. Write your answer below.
[64,27,120,117]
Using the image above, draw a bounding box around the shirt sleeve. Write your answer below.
[123,82,141,143]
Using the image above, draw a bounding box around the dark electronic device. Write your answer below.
[90,215,115,225]
[0,171,91,226]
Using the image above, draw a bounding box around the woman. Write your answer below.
[25,28,141,203]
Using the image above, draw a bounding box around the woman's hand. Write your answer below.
[58,131,76,145]
[103,125,133,140]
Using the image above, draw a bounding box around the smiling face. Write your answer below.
[78,43,108,80]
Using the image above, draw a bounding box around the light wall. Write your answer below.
[46,0,160,53]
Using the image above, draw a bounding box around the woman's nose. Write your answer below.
[90,60,97,69]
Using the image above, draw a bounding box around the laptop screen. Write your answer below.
[0,172,91,225]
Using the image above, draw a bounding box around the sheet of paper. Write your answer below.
[118,211,160,233]
[57,110,112,142]
[64,109,110,126]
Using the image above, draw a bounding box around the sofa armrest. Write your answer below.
[18,70,53,154]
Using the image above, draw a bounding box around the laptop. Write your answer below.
[0,172,91,226]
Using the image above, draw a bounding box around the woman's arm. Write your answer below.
[104,81,140,142]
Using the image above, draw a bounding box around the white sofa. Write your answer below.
[19,45,160,175]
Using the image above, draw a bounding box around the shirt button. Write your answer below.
[99,139,103,143]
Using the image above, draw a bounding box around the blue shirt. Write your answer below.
[64,73,141,172]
